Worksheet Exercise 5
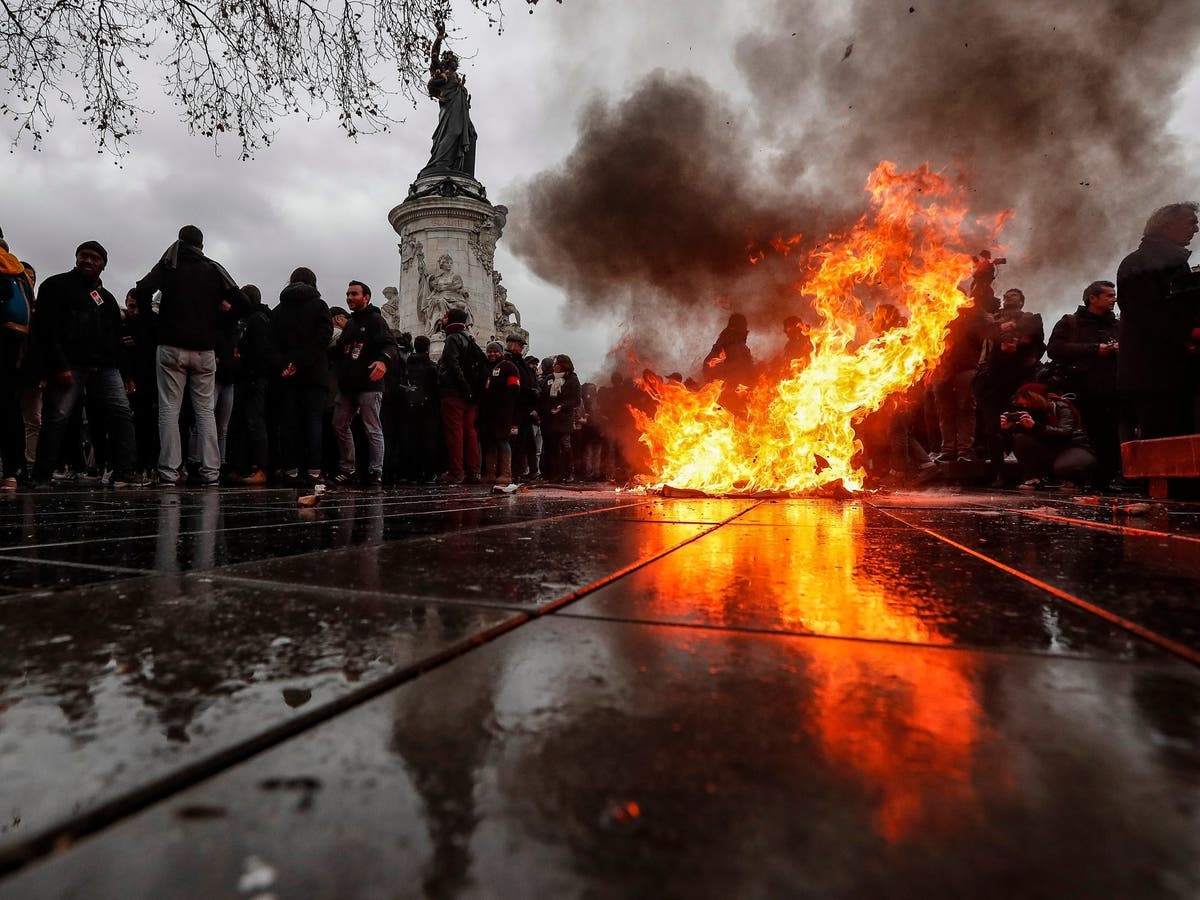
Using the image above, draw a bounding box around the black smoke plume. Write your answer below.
[510,0,1200,372]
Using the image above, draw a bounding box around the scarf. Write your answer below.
[161,241,239,291]
[549,372,566,397]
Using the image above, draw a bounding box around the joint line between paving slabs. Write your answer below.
[0,497,681,879]
[983,503,1200,547]
[873,506,1200,668]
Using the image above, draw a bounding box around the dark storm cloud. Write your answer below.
[511,0,1200,368]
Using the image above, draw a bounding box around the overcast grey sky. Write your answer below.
[5,0,1200,379]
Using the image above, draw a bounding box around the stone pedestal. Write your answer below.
[386,172,527,358]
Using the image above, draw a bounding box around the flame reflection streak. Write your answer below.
[639,501,992,843]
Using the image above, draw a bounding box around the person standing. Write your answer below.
[225,285,279,484]
[0,236,33,489]
[31,242,139,487]
[330,281,397,487]
[503,333,538,479]
[121,289,160,480]
[272,267,332,485]
[1116,202,1200,438]
[478,340,520,485]
[1047,281,1122,488]
[541,354,582,482]
[133,225,244,485]
[405,334,442,482]
[436,306,482,484]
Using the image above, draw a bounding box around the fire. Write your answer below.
[635,162,1009,494]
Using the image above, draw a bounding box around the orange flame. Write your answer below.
[635,162,1009,494]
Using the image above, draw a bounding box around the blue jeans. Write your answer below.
[34,367,135,479]
[332,390,384,475]
[157,345,218,483]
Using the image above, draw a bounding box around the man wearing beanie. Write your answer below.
[133,225,245,486]
[31,242,139,487]
[436,306,482,483]
[478,339,521,485]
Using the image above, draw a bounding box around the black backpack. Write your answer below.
[453,332,489,395]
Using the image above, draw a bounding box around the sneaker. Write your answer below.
[110,472,143,489]
[329,470,356,487]
[51,468,77,483]
[0,476,16,491]
[366,472,383,487]
[77,467,104,483]
[241,469,268,486]
[1018,478,1044,491]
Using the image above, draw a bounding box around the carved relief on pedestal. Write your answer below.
[468,205,509,276]
[491,270,528,345]
[380,286,401,333]
[420,252,472,337]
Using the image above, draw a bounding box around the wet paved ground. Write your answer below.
[0,484,1197,898]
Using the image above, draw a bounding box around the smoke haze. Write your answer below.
[510,0,1200,373]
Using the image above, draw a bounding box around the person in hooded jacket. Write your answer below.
[329,281,398,487]
[133,225,245,485]
[541,354,582,482]
[121,289,160,479]
[225,284,280,484]
[404,334,442,482]
[702,312,755,417]
[1047,280,1121,487]
[271,267,333,485]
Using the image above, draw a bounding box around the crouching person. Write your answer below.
[330,281,397,487]
[1001,382,1097,490]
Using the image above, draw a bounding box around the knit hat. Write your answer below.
[76,240,108,262]
[486,340,504,352]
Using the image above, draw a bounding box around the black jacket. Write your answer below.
[1030,397,1093,450]
[1047,306,1119,397]
[405,351,440,412]
[437,325,477,400]
[121,310,159,391]
[272,282,332,386]
[1116,235,1196,391]
[33,269,126,374]
[504,349,538,415]
[237,301,281,381]
[133,243,244,351]
[936,300,989,378]
[479,357,521,440]
[541,371,582,435]
[332,305,398,394]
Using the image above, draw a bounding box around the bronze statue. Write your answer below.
[418,23,478,178]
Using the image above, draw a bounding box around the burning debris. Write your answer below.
[632,162,1007,496]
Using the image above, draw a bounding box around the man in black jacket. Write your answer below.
[272,267,332,484]
[1047,281,1121,486]
[436,306,481,483]
[133,225,244,485]
[1116,202,1199,438]
[226,285,279,484]
[330,281,397,486]
[31,242,138,487]
[504,333,538,479]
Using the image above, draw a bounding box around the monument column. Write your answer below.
[384,26,528,357]
[387,175,520,357]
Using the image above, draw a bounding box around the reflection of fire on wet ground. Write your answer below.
[633,162,1008,497]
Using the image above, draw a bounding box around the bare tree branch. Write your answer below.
[0,0,553,156]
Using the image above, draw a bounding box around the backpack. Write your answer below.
[453,332,489,395]
[0,272,31,333]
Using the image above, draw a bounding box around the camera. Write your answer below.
[1002,411,1026,425]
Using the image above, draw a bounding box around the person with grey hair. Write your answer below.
[1116,202,1200,439]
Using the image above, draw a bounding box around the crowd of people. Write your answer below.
[0,224,645,490]
[0,201,1197,494]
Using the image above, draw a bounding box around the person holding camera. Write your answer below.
[1046,281,1121,487]
[1001,383,1097,490]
